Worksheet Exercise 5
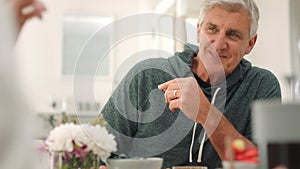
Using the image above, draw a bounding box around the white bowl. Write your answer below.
[107,157,163,169]
[222,161,257,169]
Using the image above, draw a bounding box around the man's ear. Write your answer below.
[245,34,258,54]
[197,22,201,43]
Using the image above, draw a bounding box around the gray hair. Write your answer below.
[199,0,259,38]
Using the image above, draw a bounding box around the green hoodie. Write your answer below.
[101,43,281,169]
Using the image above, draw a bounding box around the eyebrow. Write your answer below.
[206,22,218,28]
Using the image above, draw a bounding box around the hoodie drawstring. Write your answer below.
[189,87,221,163]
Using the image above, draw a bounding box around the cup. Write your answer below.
[172,166,208,169]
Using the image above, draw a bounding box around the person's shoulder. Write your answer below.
[241,61,282,99]
[248,65,281,96]
[127,57,170,75]
[241,59,279,81]
[122,57,171,79]
[113,57,172,91]
[251,66,279,82]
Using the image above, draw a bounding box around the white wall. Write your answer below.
[15,0,293,114]
[15,0,158,113]
[248,0,292,102]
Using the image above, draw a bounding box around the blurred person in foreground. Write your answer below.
[99,0,281,169]
[0,0,45,168]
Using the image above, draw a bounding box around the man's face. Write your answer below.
[197,7,257,76]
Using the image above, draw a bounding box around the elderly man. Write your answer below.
[100,0,281,168]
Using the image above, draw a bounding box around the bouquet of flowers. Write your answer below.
[44,122,117,169]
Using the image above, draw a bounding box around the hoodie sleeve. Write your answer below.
[99,58,174,156]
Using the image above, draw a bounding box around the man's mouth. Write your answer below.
[208,50,228,59]
[219,55,228,59]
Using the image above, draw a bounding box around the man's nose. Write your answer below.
[212,35,227,51]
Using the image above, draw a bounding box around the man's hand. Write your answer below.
[158,77,209,122]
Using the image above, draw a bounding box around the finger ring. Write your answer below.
[173,90,177,98]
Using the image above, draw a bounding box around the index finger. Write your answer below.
[158,79,177,91]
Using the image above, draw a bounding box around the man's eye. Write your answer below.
[228,31,241,40]
[207,26,217,33]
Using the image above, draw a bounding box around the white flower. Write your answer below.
[45,122,117,162]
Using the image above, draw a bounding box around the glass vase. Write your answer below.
[50,152,99,169]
